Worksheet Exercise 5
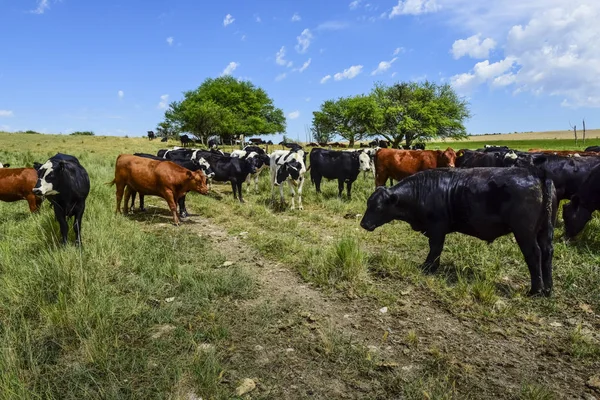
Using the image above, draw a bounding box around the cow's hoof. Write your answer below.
[139,207,146,212]
[526,288,544,297]
[239,199,245,203]
[421,262,438,274]
[299,206,304,210]
[180,212,189,219]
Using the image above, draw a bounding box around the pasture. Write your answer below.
[1,131,599,399]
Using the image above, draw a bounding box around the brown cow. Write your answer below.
[374,147,456,187]
[0,168,43,212]
[110,154,208,225]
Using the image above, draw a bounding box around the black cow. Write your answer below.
[563,163,600,238]
[456,149,519,168]
[194,150,257,202]
[132,153,214,218]
[161,137,168,142]
[402,143,426,150]
[180,134,192,147]
[147,131,156,140]
[360,167,557,296]
[33,153,90,245]
[369,139,389,148]
[309,148,371,198]
[512,153,600,202]
[584,146,600,152]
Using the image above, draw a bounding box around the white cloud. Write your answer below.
[371,57,398,75]
[393,47,405,55]
[158,95,169,109]
[275,73,287,82]
[320,75,332,84]
[445,1,600,107]
[255,14,261,22]
[391,72,397,77]
[334,65,363,80]
[305,97,311,102]
[221,61,240,76]
[31,0,49,14]
[298,58,311,73]
[241,34,246,41]
[291,13,301,22]
[166,37,174,46]
[118,90,124,99]
[223,14,235,27]
[295,29,313,53]
[288,111,300,119]
[349,0,362,10]
[451,34,496,59]
[275,46,293,67]
[389,0,439,17]
[0,110,14,117]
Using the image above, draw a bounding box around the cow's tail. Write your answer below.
[106,179,116,186]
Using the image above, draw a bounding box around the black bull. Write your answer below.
[360,167,557,296]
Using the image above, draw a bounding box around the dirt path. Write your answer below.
[181,213,600,399]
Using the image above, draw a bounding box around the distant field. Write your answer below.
[1,131,599,399]
[462,129,600,142]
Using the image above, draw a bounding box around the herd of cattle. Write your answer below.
[1,143,600,297]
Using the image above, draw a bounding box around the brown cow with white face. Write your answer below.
[0,167,43,212]
[111,154,208,225]
[374,147,457,187]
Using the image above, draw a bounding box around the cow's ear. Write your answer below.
[457,150,464,158]
[33,162,42,170]
[186,170,193,179]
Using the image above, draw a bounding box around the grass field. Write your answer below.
[0,131,599,399]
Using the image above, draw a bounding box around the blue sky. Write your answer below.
[1,0,598,142]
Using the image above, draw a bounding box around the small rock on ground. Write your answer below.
[236,378,256,396]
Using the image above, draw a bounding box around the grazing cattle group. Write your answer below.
[1,138,600,298]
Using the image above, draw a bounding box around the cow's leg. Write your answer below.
[422,232,446,273]
[115,183,125,214]
[288,180,296,210]
[139,194,146,212]
[26,194,40,213]
[375,171,387,187]
[514,231,544,296]
[54,205,69,245]
[245,174,253,194]
[253,173,260,193]
[237,180,245,203]
[129,190,136,210]
[346,181,353,199]
[337,179,344,198]
[297,177,304,210]
[279,182,285,204]
[123,186,132,214]
[164,191,180,225]
[73,203,85,246]
[314,175,322,193]
[538,222,554,297]
[230,179,239,201]
[178,195,188,218]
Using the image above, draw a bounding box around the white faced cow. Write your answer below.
[344,148,376,178]
[270,147,306,210]
[231,147,270,193]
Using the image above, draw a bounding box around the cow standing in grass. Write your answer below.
[231,146,271,193]
[0,167,43,212]
[270,146,307,210]
[310,148,371,199]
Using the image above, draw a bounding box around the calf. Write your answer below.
[0,167,43,212]
[361,167,557,296]
[193,150,257,202]
[132,153,214,217]
[231,146,271,193]
[33,154,90,245]
[111,154,208,225]
[562,164,600,238]
[270,147,307,210]
[310,148,370,198]
[374,147,456,187]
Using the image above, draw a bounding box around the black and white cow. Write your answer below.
[361,167,557,296]
[345,148,376,178]
[231,146,271,193]
[193,150,257,202]
[132,153,214,217]
[310,148,371,198]
[270,146,307,210]
[0,162,10,168]
[33,153,90,245]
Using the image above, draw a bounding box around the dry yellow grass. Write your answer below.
[463,129,600,142]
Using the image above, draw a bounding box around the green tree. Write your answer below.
[312,95,378,147]
[370,81,470,148]
[161,76,285,143]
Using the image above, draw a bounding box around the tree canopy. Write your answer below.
[161,76,286,143]
[311,80,470,148]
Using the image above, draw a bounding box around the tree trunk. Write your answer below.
[392,136,403,149]
[349,137,355,148]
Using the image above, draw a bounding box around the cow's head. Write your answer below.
[243,154,259,174]
[188,170,209,195]
[33,159,63,196]
[360,186,397,231]
[196,157,215,179]
[438,147,457,167]
[563,195,592,238]
[358,152,372,172]
[275,160,302,186]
